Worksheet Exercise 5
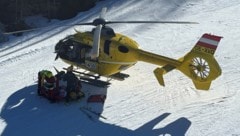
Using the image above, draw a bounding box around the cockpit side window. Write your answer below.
[118,45,129,53]
[104,40,111,55]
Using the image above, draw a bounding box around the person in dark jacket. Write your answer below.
[63,66,84,102]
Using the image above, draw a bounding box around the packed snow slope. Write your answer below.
[1,0,240,136]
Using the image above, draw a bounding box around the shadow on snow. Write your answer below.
[1,84,191,136]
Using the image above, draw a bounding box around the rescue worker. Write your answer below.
[64,66,78,92]
[63,66,84,102]
[55,71,68,99]
[38,70,58,102]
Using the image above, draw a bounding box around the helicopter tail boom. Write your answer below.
[154,33,222,90]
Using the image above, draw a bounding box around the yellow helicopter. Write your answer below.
[53,8,222,90]
[3,8,222,90]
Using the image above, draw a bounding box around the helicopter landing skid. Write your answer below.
[109,73,130,81]
[80,77,111,88]
[63,68,110,88]
[77,73,130,88]
[63,68,129,87]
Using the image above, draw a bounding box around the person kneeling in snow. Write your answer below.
[62,66,85,102]
[38,70,61,102]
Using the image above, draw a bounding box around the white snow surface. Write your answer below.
[1,0,240,136]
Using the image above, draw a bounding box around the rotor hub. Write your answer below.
[196,65,205,72]
[93,18,107,26]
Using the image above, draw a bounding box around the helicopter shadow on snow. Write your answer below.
[0,84,191,136]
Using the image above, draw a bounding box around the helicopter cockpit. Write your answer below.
[55,35,91,63]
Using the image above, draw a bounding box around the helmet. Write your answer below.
[40,70,53,78]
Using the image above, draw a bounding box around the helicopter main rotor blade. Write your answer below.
[3,27,48,35]
[74,22,94,26]
[90,24,102,59]
[105,20,198,24]
[2,24,75,35]
[75,20,198,27]
[100,7,107,19]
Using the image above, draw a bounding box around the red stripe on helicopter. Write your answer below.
[202,34,222,42]
[197,41,217,49]
[197,34,222,50]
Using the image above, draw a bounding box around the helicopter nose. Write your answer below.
[54,48,59,60]
[55,54,59,60]
[55,42,61,52]
[54,41,62,60]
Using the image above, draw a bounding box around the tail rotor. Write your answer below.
[189,57,210,81]
[154,33,222,90]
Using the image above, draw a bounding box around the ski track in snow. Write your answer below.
[1,0,240,136]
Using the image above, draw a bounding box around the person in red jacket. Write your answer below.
[38,70,60,102]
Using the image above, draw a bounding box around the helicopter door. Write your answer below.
[71,44,79,60]
[104,40,111,55]
[79,47,86,63]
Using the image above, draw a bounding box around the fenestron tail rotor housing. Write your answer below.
[190,57,210,81]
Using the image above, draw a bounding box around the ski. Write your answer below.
[80,106,107,120]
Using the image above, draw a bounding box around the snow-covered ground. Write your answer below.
[1,0,240,135]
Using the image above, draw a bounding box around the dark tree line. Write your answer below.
[0,0,98,33]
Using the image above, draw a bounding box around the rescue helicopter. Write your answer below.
[53,8,222,90]
[5,8,222,90]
